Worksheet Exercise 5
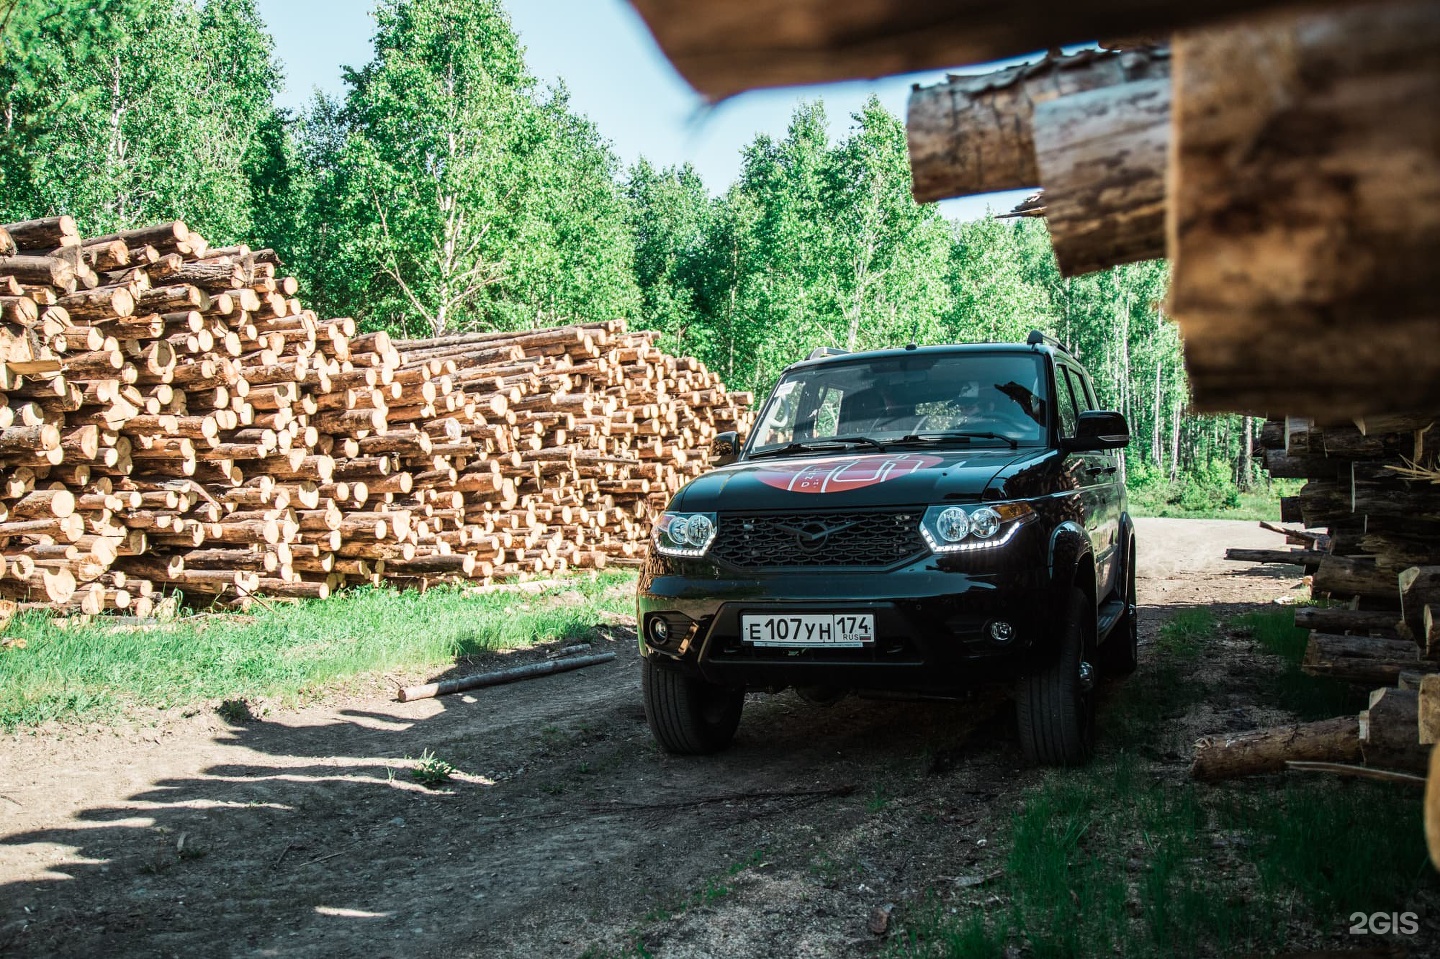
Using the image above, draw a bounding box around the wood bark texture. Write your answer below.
[1030,76,1169,275]
[1168,0,1440,418]
[907,47,1168,202]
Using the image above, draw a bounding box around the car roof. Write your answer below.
[783,342,1067,376]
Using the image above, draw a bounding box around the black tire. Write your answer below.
[642,657,744,755]
[1016,587,1096,767]
[1099,538,1139,677]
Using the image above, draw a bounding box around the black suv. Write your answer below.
[636,334,1136,766]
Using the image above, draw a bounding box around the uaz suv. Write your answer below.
[636,333,1136,766]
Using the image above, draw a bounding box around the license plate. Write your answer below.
[741,613,875,648]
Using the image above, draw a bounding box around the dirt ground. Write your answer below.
[0,519,1339,958]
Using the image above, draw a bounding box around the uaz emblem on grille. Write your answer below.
[773,519,860,551]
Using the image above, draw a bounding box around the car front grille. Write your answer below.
[710,510,928,569]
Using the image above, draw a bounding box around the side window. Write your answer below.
[1055,366,1080,438]
[1065,369,1096,412]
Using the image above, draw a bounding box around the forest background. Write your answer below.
[0,0,1284,518]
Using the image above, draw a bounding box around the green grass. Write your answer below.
[1217,781,1433,924]
[889,755,1433,959]
[1127,488,1291,522]
[1156,608,1215,659]
[886,606,1437,959]
[0,571,636,729]
[1229,610,1364,721]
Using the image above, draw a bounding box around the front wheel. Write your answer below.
[1016,587,1096,767]
[642,658,744,755]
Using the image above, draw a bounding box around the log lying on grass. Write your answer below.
[397,651,617,703]
[1191,716,1362,782]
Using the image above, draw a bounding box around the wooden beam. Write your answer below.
[627,0,1337,102]
[1168,0,1440,418]
[907,48,1168,202]
[1031,76,1169,275]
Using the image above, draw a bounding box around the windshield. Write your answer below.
[747,352,1049,455]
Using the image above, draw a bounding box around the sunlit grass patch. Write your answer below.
[0,571,636,729]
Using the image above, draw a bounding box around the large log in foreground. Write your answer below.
[1168,0,1440,419]
[628,0,1318,101]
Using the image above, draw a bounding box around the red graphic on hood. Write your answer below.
[753,454,945,494]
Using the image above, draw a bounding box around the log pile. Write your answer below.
[0,216,752,615]
[1202,414,1440,781]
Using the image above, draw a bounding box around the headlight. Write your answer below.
[920,503,1033,553]
[653,511,718,557]
[934,507,970,542]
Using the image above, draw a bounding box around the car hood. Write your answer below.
[670,447,1042,512]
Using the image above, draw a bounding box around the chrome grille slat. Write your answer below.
[711,510,928,569]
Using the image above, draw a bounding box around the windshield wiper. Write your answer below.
[890,431,1019,450]
[748,435,887,459]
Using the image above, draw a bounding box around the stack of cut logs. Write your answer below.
[0,216,752,616]
[1196,415,1440,781]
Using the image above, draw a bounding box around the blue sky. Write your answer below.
[251,0,1032,222]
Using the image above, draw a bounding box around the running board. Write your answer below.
[1097,598,1126,640]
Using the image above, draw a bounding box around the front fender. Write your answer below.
[1047,520,1095,608]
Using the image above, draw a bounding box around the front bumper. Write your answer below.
[637,529,1059,696]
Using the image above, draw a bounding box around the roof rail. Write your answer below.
[1026,329,1073,356]
[808,346,850,360]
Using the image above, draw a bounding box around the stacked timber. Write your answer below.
[1201,414,1440,780]
[0,216,752,615]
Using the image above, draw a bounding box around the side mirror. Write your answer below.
[711,431,741,467]
[1063,411,1130,452]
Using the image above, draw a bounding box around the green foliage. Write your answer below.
[0,0,280,237]
[410,749,455,789]
[287,0,638,336]
[0,571,635,729]
[1157,608,1216,659]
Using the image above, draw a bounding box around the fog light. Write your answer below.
[648,616,670,645]
[988,620,1016,644]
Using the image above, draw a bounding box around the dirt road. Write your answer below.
[0,519,1294,958]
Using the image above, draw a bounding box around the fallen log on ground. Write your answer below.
[1224,548,1327,567]
[1191,716,1362,782]
[396,651,617,703]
